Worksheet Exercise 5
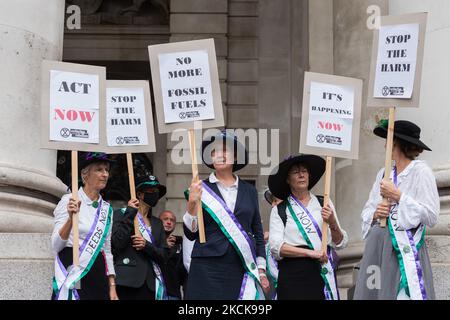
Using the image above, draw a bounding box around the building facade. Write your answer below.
[0,0,449,299]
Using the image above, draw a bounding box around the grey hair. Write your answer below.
[80,164,94,185]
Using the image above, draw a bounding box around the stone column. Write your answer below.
[331,0,389,299]
[0,0,67,299]
[389,0,450,300]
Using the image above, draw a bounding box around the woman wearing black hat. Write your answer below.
[111,174,169,300]
[268,154,348,300]
[184,130,270,300]
[354,120,439,300]
[51,152,117,300]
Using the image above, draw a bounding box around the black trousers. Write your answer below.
[277,256,325,300]
[51,247,109,300]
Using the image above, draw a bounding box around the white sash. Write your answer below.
[53,200,112,300]
[286,195,340,300]
[137,213,167,300]
[201,182,265,300]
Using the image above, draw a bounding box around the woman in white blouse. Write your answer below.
[354,120,439,300]
[268,154,348,300]
[51,152,118,300]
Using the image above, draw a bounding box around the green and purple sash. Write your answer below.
[388,167,427,300]
[286,195,340,300]
[52,200,112,300]
[137,213,167,300]
[200,182,265,300]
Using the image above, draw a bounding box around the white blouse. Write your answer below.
[269,193,348,261]
[51,187,115,276]
[361,160,440,239]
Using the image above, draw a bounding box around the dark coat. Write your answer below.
[184,179,265,260]
[111,207,168,292]
[183,178,266,299]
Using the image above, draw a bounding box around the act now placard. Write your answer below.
[50,70,100,143]
[300,72,362,160]
[41,61,107,152]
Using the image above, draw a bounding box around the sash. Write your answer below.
[286,195,340,300]
[387,167,427,300]
[137,213,168,300]
[52,200,112,300]
[265,243,278,300]
[200,182,265,300]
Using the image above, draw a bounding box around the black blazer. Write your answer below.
[111,207,168,290]
[184,179,265,260]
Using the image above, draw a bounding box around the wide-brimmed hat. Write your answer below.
[135,174,167,199]
[268,154,326,200]
[79,152,115,171]
[373,119,431,151]
[201,129,249,172]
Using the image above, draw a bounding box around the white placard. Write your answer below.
[49,70,100,143]
[373,23,419,99]
[106,87,149,147]
[158,50,215,124]
[306,81,355,152]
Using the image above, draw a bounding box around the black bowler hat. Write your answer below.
[201,129,249,172]
[135,174,167,199]
[79,152,115,171]
[373,119,431,151]
[268,154,326,200]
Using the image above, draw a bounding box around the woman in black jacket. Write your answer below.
[112,174,169,300]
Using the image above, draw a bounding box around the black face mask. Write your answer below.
[143,191,159,207]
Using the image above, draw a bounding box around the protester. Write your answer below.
[268,154,348,300]
[159,210,188,300]
[354,120,439,300]
[51,152,117,300]
[112,174,168,300]
[184,130,270,299]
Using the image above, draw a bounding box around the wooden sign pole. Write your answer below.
[321,156,333,253]
[188,129,206,243]
[126,153,140,235]
[71,150,80,267]
[380,107,396,228]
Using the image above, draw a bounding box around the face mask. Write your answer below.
[143,191,159,207]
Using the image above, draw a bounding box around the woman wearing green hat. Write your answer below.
[51,152,117,300]
[111,174,169,300]
[354,120,439,300]
[268,154,348,300]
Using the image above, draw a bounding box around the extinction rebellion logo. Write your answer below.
[60,128,70,138]
[316,134,342,146]
[179,111,200,120]
[382,86,404,96]
[60,127,89,139]
[116,136,125,145]
[116,136,140,145]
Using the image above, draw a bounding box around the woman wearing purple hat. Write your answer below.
[268,154,348,300]
[51,152,117,300]
[354,120,439,300]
